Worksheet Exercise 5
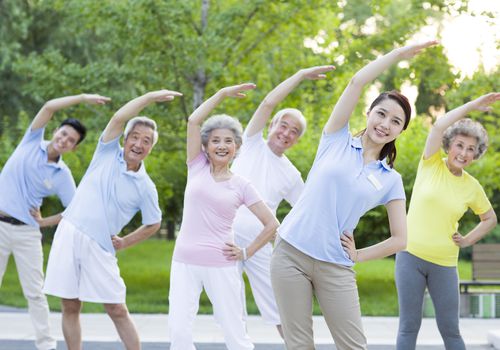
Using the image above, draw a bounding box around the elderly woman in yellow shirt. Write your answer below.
[395,92,499,350]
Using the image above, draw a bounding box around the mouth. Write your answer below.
[374,128,388,137]
[215,150,229,157]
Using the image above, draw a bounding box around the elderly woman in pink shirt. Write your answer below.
[168,83,279,350]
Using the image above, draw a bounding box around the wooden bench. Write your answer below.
[460,243,500,294]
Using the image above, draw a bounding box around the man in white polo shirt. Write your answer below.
[231,66,334,336]
[0,93,110,350]
[43,89,181,350]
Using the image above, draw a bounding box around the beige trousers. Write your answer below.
[0,221,56,350]
[271,239,366,350]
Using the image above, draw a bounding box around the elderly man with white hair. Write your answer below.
[43,89,182,350]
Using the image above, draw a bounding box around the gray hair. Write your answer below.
[200,114,243,148]
[442,118,488,159]
[270,108,307,137]
[124,116,159,146]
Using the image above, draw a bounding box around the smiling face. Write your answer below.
[365,99,406,145]
[49,125,81,155]
[123,124,155,171]
[446,134,477,175]
[267,114,303,156]
[205,128,238,167]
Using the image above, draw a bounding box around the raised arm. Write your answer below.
[341,199,407,262]
[424,92,500,159]
[31,94,111,130]
[186,83,255,162]
[102,90,182,143]
[246,66,335,137]
[325,41,437,134]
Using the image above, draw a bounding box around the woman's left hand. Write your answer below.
[223,242,245,261]
[452,232,470,248]
[341,231,358,262]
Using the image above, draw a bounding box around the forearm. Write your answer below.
[120,223,161,249]
[464,217,497,246]
[111,93,155,126]
[357,235,406,262]
[260,72,304,111]
[32,95,86,130]
[188,90,226,126]
[245,220,279,258]
[433,101,476,132]
[38,213,63,228]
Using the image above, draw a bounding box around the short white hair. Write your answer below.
[123,116,159,146]
[270,108,307,137]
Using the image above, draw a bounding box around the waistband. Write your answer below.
[0,214,27,226]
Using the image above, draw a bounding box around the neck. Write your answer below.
[445,160,462,177]
[126,161,141,172]
[210,161,232,181]
[361,133,384,163]
[266,140,284,157]
[46,143,61,163]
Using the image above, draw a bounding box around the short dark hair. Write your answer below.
[60,118,87,144]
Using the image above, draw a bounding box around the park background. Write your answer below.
[0,0,498,316]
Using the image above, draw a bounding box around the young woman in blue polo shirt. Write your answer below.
[270,40,437,350]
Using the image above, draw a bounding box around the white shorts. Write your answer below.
[43,219,126,304]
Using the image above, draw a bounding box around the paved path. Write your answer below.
[0,306,499,349]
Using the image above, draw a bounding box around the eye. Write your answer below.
[377,111,385,117]
[392,119,401,125]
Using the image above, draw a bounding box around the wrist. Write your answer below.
[242,247,248,260]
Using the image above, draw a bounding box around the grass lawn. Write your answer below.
[0,239,472,316]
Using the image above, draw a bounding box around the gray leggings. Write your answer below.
[395,251,465,350]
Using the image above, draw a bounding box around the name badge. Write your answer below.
[367,174,383,191]
[43,179,53,190]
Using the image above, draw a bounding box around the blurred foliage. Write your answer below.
[1,0,498,251]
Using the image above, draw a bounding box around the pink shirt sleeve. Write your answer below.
[242,180,262,208]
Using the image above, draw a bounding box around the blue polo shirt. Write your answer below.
[279,125,405,266]
[0,126,76,227]
[62,134,161,254]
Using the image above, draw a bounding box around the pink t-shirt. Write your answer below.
[173,152,262,267]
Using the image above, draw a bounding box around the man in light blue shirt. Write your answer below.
[0,93,110,350]
[43,89,182,350]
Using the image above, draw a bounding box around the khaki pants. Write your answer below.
[271,239,366,350]
[0,221,56,350]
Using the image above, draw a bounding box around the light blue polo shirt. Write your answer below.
[279,124,405,267]
[0,126,76,227]
[62,134,161,254]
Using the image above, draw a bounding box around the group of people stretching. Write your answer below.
[0,40,498,350]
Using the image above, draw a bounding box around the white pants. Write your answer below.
[235,235,281,325]
[0,221,56,350]
[168,261,254,350]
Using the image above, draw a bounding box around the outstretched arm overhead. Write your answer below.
[245,66,335,137]
[325,41,438,134]
[31,94,111,131]
[102,90,182,143]
[424,92,500,159]
[186,83,256,162]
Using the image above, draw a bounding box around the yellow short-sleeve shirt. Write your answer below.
[407,151,491,267]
